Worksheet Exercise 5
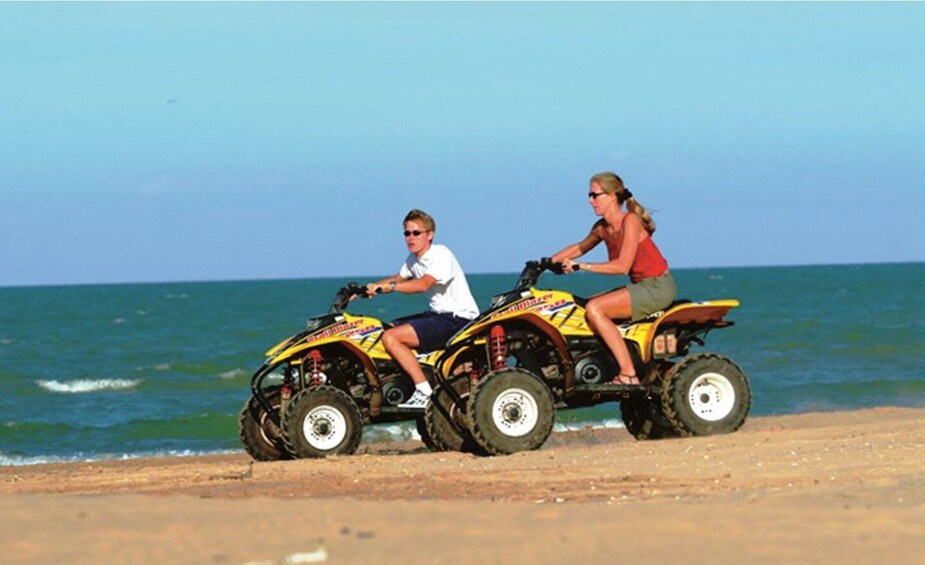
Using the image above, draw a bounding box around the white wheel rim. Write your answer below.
[302,405,348,450]
[687,372,736,422]
[491,388,539,438]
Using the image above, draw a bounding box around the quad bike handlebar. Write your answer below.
[329,282,386,314]
[329,283,370,314]
[515,257,564,291]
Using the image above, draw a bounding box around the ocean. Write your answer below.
[1,263,923,466]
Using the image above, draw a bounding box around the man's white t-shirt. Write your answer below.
[399,244,479,319]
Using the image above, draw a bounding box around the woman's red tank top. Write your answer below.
[597,215,669,283]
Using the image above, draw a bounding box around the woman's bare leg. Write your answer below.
[584,289,638,383]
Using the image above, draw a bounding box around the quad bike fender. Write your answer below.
[623,299,740,362]
[448,312,576,390]
[270,335,372,366]
[264,333,301,358]
[271,338,379,385]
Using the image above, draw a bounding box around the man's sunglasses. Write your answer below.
[403,230,428,237]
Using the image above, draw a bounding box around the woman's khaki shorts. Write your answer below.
[626,271,677,321]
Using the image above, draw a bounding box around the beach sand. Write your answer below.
[2,407,923,564]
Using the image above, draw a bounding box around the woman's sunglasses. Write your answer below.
[403,230,428,237]
[588,191,608,199]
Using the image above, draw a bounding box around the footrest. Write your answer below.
[573,383,644,394]
[378,406,425,415]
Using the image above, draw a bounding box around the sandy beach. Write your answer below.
[2,406,923,564]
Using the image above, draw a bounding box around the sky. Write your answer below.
[1,2,923,287]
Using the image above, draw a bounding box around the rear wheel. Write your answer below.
[467,368,555,455]
[424,376,484,454]
[239,386,291,461]
[282,385,363,458]
[620,392,679,440]
[661,353,751,436]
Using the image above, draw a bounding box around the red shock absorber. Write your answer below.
[489,325,508,371]
[307,349,326,385]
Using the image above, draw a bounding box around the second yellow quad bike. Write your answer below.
[428,258,751,455]
[239,283,446,460]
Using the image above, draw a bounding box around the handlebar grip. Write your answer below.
[539,257,565,274]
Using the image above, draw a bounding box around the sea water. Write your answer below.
[1,263,923,465]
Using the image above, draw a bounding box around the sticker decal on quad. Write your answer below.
[311,320,365,341]
[497,293,555,316]
[541,298,574,315]
[311,321,356,340]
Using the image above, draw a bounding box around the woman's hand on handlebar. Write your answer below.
[561,259,580,274]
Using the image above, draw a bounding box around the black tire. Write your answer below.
[239,386,291,461]
[415,416,440,452]
[661,353,751,436]
[619,392,680,440]
[467,368,555,456]
[282,385,363,458]
[424,377,485,454]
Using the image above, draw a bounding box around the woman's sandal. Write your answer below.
[612,374,641,386]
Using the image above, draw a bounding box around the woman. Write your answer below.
[551,172,677,385]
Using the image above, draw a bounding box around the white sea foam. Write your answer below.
[0,448,239,467]
[36,378,141,394]
[112,318,127,324]
[218,368,248,380]
[362,418,625,444]
[364,422,420,443]
[0,453,84,467]
[0,338,15,345]
[553,418,625,432]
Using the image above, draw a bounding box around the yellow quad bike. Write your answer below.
[430,258,751,455]
[238,283,445,460]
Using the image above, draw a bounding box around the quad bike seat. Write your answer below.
[626,299,692,325]
[571,294,693,325]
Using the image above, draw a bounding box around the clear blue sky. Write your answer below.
[2,2,923,287]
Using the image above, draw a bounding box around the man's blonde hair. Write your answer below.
[403,209,436,232]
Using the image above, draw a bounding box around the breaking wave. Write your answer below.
[36,379,141,394]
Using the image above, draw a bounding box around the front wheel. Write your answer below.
[661,353,751,436]
[282,385,363,458]
[467,368,555,456]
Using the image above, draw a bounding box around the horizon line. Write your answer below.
[1,259,922,290]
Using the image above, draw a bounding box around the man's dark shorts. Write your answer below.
[390,311,472,353]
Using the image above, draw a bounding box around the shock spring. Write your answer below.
[307,349,325,385]
[489,325,508,371]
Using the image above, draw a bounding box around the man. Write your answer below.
[365,209,479,409]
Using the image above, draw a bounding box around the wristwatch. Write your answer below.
[389,280,398,292]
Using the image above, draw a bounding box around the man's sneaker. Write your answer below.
[397,389,430,410]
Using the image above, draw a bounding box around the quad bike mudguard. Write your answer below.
[621,299,739,362]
